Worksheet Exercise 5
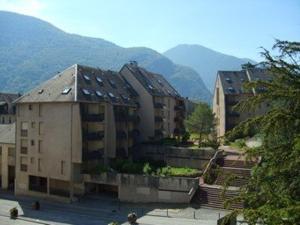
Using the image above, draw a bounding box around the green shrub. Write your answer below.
[143,163,152,175]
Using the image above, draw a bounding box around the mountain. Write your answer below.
[0,11,211,103]
[164,44,256,91]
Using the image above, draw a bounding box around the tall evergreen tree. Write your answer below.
[226,40,300,224]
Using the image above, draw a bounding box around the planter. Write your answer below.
[10,207,18,219]
[127,212,137,224]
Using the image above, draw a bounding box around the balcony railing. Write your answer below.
[82,113,104,122]
[154,102,165,109]
[154,129,164,137]
[83,131,104,141]
[116,130,127,139]
[129,129,140,139]
[128,115,140,124]
[82,149,104,161]
[155,116,164,123]
[174,105,185,111]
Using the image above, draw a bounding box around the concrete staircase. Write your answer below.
[192,185,243,209]
[192,149,256,209]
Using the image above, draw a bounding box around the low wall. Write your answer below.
[83,172,198,203]
[133,144,216,169]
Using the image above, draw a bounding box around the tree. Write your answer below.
[185,102,215,146]
[225,40,300,225]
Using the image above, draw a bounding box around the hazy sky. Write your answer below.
[1,0,299,61]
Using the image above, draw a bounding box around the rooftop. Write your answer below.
[218,68,272,95]
[122,62,181,98]
[16,64,138,107]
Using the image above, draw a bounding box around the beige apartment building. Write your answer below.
[0,93,19,124]
[213,66,271,138]
[0,123,15,190]
[14,64,139,200]
[120,62,186,141]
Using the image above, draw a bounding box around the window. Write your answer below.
[95,90,103,97]
[21,139,28,154]
[39,122,44,135]
[38,140,42,153]
[82,88,90,95]
[31,157,35,164]
[38,158,42,172]
[20,156,28,172]
[96,77,103,85]
[8,147,15,157]
[61,160,65,175]
[31,122,36,128]
[62,87,71,95]
[83,74,90,81]
[0,146,2,155]
[9,117,11,123]
[108,79,116,88]
[29,104,32,110]
[108,92,115,98]
[21,122,28,137]
[31,140,35,146]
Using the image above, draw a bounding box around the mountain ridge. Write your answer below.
[164,44,256,91]
[0,11,211,102]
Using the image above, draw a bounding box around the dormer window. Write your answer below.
[227,87,235,93]
[96,77,103,85]
[82,88,90,95]
[95,90,103,97]
[38,89,44,94]
[108,79,116,88]
[83,75,90,81]
[225,77,232,83]
[108,92,115,98]
[62,87,71,95]
[148,84,154,90]
[158,79,163,86]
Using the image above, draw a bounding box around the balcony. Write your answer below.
[155,116,164,123]
[174,128,185,135]
[128,115,140,124]
[83,131,104,141]
[174,105,185,111]
[154,102,165,109]
[116,130,127,139]
[82,149,104,161]
[129,129,140,139]
[154,129,164,137]
[82,113,104,122]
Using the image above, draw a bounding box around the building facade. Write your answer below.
[14,64,139,200]
[0,93,19,124]
[0,123,15,190]
[213,67,271,138]
[120,62,185,141]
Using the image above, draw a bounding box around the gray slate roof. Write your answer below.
[218,68,272,95]
[122,63,181,98]
[16,64,138,106]
[0,123,15,144]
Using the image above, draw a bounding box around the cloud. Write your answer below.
[0,0,45,17]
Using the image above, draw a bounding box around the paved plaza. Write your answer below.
[0,191,230,225]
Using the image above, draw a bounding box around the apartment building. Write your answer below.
[213,66,271,138]
[0,123,15,190]
[14,64,139,199]
[120,62,186,141]
[0,92,19,124]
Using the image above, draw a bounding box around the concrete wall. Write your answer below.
[133,145,216,170]
[83,172,198,203]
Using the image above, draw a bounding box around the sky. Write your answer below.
[0,0,299,61]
